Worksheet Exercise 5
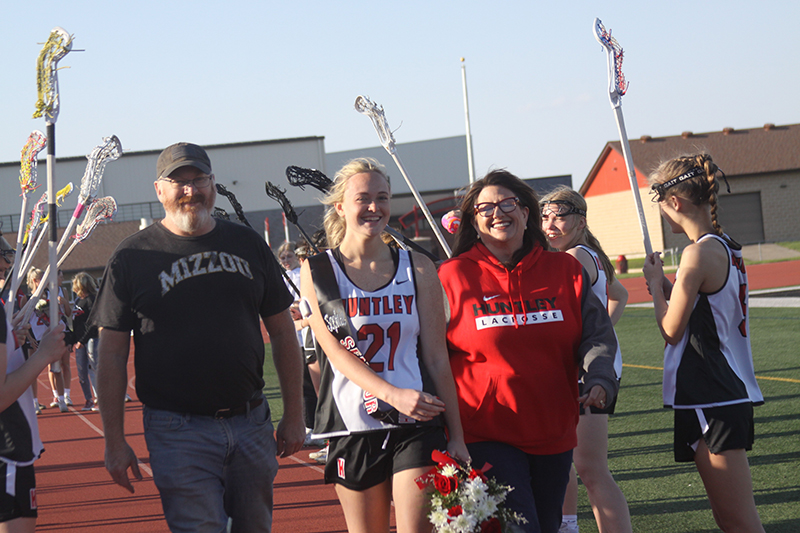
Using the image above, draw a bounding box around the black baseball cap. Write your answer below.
[156,142,212,178]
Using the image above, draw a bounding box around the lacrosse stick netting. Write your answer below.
[265,182,320,253]
[354,96,452,258]
[19,196,114,325]
[33,27,73,122]
[4,132,47,316]
[593,18,652,255]
[58,135,122,254]
[56,197,118,266]
[216,183,252,228]
[284,165,440,262]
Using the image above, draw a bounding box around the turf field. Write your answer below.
[262,307,800,532]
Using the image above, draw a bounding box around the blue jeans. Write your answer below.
[74,338,97,401]
[143,397,278,533]
[467,442,573,533]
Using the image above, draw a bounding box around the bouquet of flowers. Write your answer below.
[416,450,526,533]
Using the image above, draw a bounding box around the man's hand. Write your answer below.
[578,384,608,410]
[105,440,143,493]
[274,415,305,458]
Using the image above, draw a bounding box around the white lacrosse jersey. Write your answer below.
[575,245,622,379]
[313,248,429,438]
[663,234,764,409]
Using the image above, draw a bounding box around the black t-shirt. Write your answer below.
[73,294,96,343]
[91,219,293,414]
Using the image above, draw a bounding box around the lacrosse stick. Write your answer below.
[216,183,251,228]
[593,18,652,255]
[214,182,300,295]
[20,197,116,325]
[285,165,440,261]
[4,132,46,316]
[354,96,452,258]
[57,135,122,255]
[15,183,74,289]
[34,26,73,335]
[212,207,231,220]
[265,182,321,254]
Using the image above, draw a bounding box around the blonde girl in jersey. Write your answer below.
[540,186,631,533]
[300,158,469,533]
[643,154,764,533]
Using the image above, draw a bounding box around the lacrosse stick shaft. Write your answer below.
[389,154,452,258]
[45,123,60,335]
[4,197,32,316]
[15,222,48,293]
[613,107,652,255]
[383,226,440,262]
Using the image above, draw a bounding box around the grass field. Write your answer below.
[262,307,800,532]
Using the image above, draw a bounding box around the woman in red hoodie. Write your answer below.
[438,170,619,533]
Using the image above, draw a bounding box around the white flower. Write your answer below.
[451,513,476,533]
[440,464,459,478]
[430,509,449,528]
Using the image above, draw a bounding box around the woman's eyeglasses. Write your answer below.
[474,197,519,217]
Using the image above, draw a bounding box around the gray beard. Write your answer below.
[169,206,212,234]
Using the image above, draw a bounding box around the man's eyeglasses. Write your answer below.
[540,201,586,218]
[159,174,214,190]
[474,197,519,218]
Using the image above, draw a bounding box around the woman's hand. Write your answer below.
[446,438,471,464]
[36,324,69,366]
[388,389,445,422]
[578,384,608,410]
[643,252,664,295]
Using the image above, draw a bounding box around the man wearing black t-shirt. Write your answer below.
[93,142,304,533]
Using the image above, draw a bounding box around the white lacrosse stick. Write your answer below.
[16,184,73,286]
[57,196,118,267]
[354,96,452,258]
[57,135,122,255]
[15,184,74,322]
[34,26,73,336]
[19,197,114,328]
[594,18,652,255]
[4,132,47,316]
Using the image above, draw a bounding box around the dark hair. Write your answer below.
[452,170,548,267]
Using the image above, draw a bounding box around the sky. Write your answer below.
[1,1,799,191]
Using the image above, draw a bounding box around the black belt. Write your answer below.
[211,398,264,419]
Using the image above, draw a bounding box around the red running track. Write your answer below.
[33,260,799,531]
[33,354,358,532]
[620,259,800,304]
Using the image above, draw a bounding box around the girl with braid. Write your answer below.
[643,154,765,532]
[540,186,631,533]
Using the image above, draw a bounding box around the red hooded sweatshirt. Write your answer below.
[439,242,618,455]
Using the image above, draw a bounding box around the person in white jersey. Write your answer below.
[300,157,469,533]
[644,153,765,533]
[540,186,631,533]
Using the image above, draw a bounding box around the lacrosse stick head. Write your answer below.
[355,95,397,154]
[33,27,74,122]
[24,194,49,245]
[285,166,333,193]
[80,135,123,200]
[75,197,116,243]
[212,207,231,220]
[265,182,299,225]
[593,18,628,106]
[19,131,47,194]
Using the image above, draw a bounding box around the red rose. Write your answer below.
[448,505,463,517]
[480,517,501,533]
[433,473,458,496]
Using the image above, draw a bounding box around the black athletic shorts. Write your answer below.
[673,403,754,463]
[325,426,447,491]
[578,379,619,415]
[0,463,37,522]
